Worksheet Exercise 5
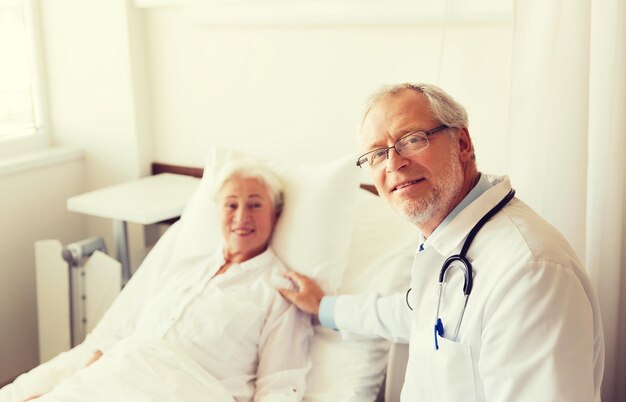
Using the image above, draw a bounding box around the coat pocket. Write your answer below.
[426,336,477,402]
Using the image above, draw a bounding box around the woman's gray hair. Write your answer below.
[212,158,284,214]
[363,83,469,129]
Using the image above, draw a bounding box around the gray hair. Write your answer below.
[213,158,284,214]
[362,83,475,161]
[363,83,469,130]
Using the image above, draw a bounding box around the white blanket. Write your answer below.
[37,338,235,402]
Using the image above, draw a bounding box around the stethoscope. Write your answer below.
[405,189,516,350]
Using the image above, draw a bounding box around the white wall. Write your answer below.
[145,7,512,173]
[40,0,147,187]
[39,0,153,271]
[0,160,85,384]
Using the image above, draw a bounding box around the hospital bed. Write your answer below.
[1,148,416,402]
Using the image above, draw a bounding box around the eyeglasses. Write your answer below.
[356,125,449,168]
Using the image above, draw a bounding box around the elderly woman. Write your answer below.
[9,160,312,402]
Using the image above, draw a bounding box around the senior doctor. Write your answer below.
[280,83,605,402]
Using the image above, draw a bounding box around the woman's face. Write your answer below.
[218,176,277,263]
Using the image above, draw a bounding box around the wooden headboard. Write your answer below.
[151,162,378,195]
[152,162,203,178]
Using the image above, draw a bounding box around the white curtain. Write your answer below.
[507,1,626,401]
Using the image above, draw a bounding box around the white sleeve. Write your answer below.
[254,296,313,402]
[89,222,181,351]
[334,292,411,343]
[479,261,601,402]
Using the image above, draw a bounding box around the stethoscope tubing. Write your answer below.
[405,189,516,345]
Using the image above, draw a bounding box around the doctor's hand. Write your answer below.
[278,272,325,316]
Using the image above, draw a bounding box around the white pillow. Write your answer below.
[304,326,390,402]
[341,189,419,295]
[170,146,360,293]
[305,189,419,402]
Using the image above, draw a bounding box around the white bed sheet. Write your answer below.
[36,338,234,402]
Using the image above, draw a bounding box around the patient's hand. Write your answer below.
[86,350,103,367]
[20,351,104,401]
[278,272,325,316]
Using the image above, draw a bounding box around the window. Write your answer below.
[0,0,47,156]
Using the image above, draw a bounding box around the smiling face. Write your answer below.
[360,89,475,235]
[218,176,277,263]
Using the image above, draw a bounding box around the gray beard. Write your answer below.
[394,150,464,228]
[398,191,440,227]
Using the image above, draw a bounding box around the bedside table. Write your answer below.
[67,173,201,285]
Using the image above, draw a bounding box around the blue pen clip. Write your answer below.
[434,318,444,350]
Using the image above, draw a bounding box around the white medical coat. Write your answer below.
[334,175,604,402]
[95,247,313,402]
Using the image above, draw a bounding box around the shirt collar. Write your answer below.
[420,174,512,256]
[428,173,492,240]
[215,245,275,273]
[417,173,491,252]
[239,247,275,271]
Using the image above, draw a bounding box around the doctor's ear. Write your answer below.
[456,127,475,163]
